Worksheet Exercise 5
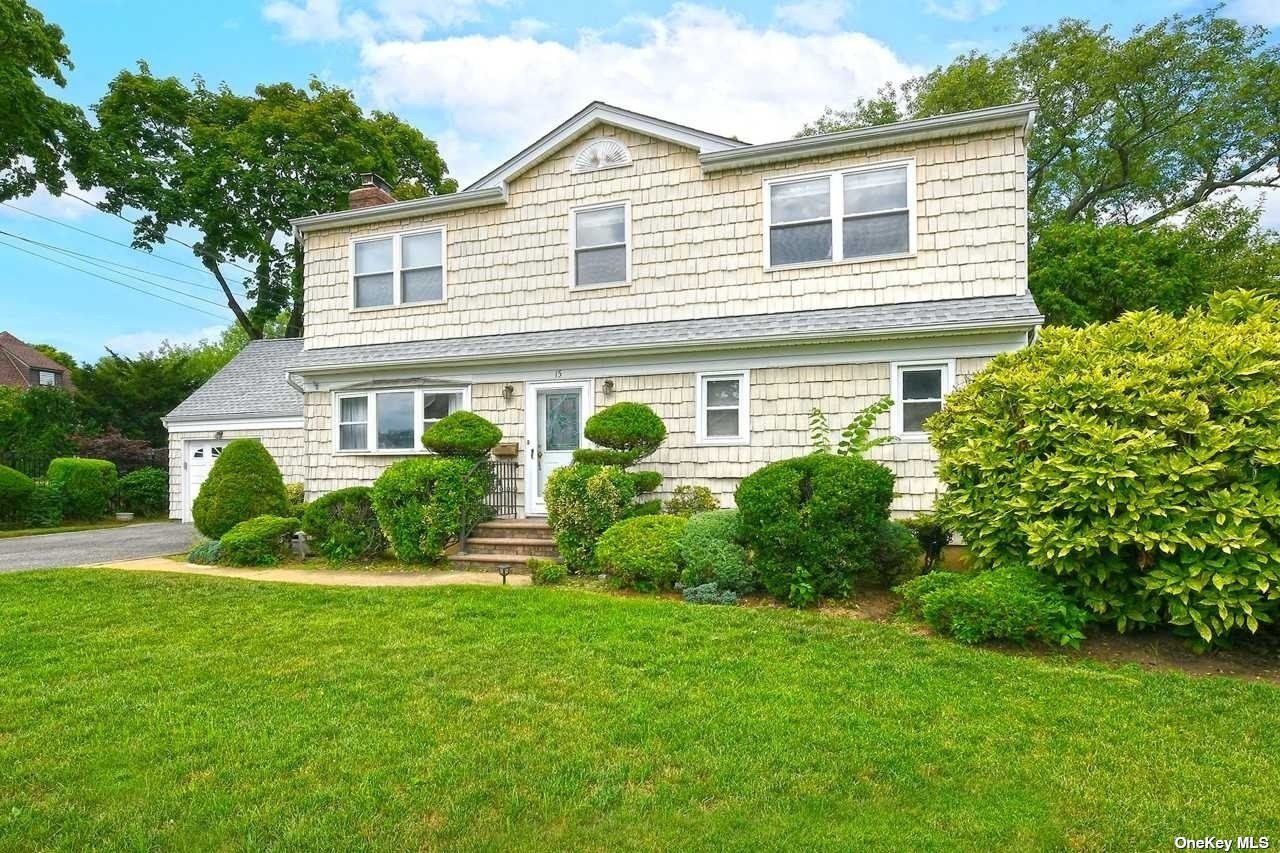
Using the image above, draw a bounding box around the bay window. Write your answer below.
[335,387,470,453]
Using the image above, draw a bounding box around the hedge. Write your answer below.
[191,440,288,540]
[46,458,117,520]
[302,487,386,562]
[0,465,35,521]
[370,457,487,563]
[116,467,168,517]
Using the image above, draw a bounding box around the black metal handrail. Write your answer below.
[457,456,521,555]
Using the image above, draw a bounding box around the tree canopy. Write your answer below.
[72,69,458,339]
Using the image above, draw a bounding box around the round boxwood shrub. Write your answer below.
[677,509,753,593]
[218,515,299,566]
[0,465,36,521]
[736,453,895,602]
[116,467,168,517]
[596,514,688,591]
[192,440,288,540]
[581,402,667,458]
[302,486,386,562]
[422,411,503,458]
[46,458,118,521]
[931,291,1280,647]
[370,457,486,563]
[544,464,637,573]
[869,520,923,585]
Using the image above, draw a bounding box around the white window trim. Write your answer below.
[763,158,916,271]
[332,385,471,455]
[349,226,448,311]
[694,370,750,446]
[568,200,631,290]
[890,359,954,442]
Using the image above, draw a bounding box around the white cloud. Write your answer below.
[1227,0,1280,27]
[0,169,106,222]
[346,3,918,183]
[264,0,507,41]
[263,0,345,41]
[509,17,549,38]
[924,0,1001,22]
[773,0,848,33]
[104,325,226,358]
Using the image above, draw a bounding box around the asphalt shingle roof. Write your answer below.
[167,338,304,421]
[287,294,1043,373]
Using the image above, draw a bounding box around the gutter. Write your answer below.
[290,186,507,234]
[700,101,1039,173]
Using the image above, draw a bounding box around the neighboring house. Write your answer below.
[0,332,75,392]
[165,100,1043,523]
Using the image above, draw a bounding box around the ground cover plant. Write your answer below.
[0,570,1277,849]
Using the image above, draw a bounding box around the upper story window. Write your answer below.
[570,202,629,288]
[695,371,750,445]
[765,160,914,269]
[352,228,446,309]
[335,386,470,453]
[891,361,953,440]
[34,369,58,387]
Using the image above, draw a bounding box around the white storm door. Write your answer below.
[525,381,590,515]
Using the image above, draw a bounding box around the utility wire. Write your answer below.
[0,237,230,320]
[0,228,222,295]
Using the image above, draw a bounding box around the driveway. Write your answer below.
[0,522,197,573]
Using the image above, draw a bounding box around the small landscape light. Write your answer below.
[498,563,511,585]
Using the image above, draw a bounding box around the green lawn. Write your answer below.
[2,570,1277,849]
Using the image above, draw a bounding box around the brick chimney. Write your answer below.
[349,172,395,209]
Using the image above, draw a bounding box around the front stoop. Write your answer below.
[448,519,559,572]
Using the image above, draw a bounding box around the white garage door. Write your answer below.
[183,439,233,522]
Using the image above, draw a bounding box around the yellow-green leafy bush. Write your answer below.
[544,465,636,573]
[931,291,1280,647]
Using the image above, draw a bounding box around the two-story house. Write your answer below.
[164,100,1042,524]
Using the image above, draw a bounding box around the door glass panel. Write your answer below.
[542,392,580,451]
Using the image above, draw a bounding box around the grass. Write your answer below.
[2,570,1278,849]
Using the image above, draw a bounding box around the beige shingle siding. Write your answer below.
[167,429,307,519]
[301,123,1027,351]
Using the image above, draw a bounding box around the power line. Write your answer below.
[0,237,231,320]
[0,228,222,295]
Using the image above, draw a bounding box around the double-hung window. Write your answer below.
[766,161,913,268]
[571,202,629,287]
[892,362,952,439]
[335,387,470,452]
[352,228,446,309]
[35,370,58,387]
[696,371,749,444]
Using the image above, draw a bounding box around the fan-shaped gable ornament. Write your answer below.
[571,138,631,173]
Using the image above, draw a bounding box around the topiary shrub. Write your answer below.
[370,457,486,563]
[422,411,502,458]
[682,582,738,605]
[596,514,688,591]
[284,482,306,519]
[22,482,63,528]
[629,470,663,494]
[302,486,386,562]
[664,484,719,517]
[116,467,168,517]
[218,515,299,567]
[894,571,967,619]
[931,291,1280,648]
[910,566,1088,647]
[570,448,637,466]
[187,540,222,565]
[736,453,894,602]
[677,509,753,592]
[902,513,952,573]
[528,557,567,585]
[869,520,923,585]
[192,440,287,539]
[0,465,35,521]
[544,464,637,573]
[46,458,118,521]
[580,402,667,458]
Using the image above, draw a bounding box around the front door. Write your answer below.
[526,381,590,515]
[184,439,230,522]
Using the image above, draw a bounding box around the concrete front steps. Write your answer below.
[447,519,559,572]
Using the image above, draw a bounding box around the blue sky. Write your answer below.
[2,0,1276,363]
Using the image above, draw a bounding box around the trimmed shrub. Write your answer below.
[931,291,1280,647]
[677,509,753,593]
[422,411,502,458]
[22,482,63,528]
[682,582,738,605]
[302,486,386,562]
[902,513,952,573]
[529,557,567,585]
[580,402,667,458]
[187,540,222,565]
[629,470,663,494]
[869,520,923,585]
[894,571,967,619]
[570,448,637,467]
[596,514,688,591]
[116,467,168,517]
[915,566,1088,647]
[191,440,287,539]
[218,515,299,567]
[544,464,637,573]
[664,484,719,517]
[284,482,306,518]
[370,457,486,563]
[622,499,661,519]
[736,453,895,602]
[0,465,35,521]
[46,458,117,520]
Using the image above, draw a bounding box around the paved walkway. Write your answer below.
[0,522,197,572]
[100,557,532,587]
